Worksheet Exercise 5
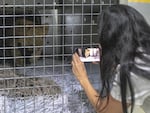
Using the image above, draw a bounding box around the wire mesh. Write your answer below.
[0,0,118,113]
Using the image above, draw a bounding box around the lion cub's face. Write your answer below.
[13,19,48,66]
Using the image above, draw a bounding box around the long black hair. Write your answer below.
[98,4,150,113]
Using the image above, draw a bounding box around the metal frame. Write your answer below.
[0,0,118,113]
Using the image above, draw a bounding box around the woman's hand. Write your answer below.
[72,53,88,81]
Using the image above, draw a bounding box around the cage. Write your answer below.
[0,0,118,113]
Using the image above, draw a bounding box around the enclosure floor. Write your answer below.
[0,58,101,113]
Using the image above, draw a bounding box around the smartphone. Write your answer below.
[75,48,100,62]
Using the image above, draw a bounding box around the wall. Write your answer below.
[120,0,150,25]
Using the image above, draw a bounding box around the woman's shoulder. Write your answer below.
[111,67,150,105]
[141,96,150,113]
[128,105,145,113]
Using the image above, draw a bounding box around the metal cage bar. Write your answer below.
[0,0,118,113]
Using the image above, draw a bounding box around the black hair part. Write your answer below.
[98,4,150,113]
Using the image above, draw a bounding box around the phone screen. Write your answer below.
[75,48,100,62]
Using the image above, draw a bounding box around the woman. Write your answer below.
[72,4,150,113]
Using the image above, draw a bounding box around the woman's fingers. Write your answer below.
[72,53,80,63]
